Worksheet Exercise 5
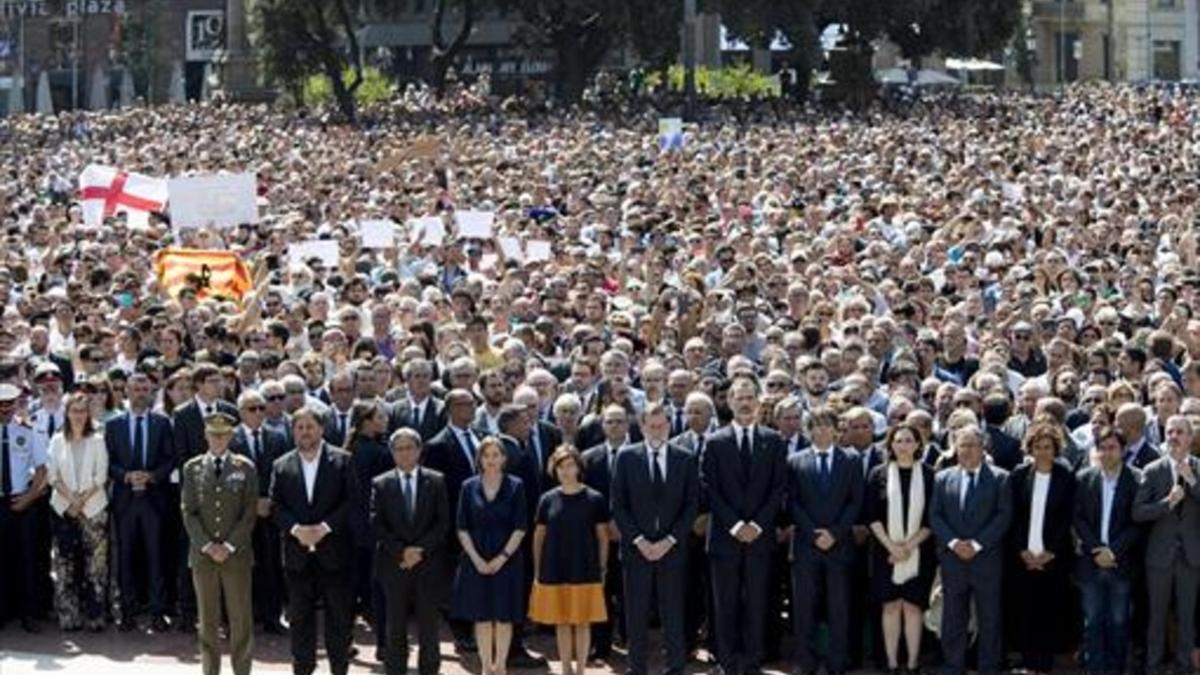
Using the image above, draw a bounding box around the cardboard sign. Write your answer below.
[658,118,684,151]
[376,135,441,174]
[168,172,258,229]
[498,236,524,261]
[288,240,339,268]
[456,210,495,239]
[526,240,552,262]
[358,219,398,249]
[408,216,445,246]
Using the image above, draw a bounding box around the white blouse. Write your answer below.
[46,433,109,519]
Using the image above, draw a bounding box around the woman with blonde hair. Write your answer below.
[45,391,109,631]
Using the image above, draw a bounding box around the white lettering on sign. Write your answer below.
[64,0,127,16]
[1,1,50,18]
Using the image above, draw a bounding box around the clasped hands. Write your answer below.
[202,541,234,563]
[293,524,329,550]
[398,546,424,570]
[636,537,675,561]
[1020,549,1056,571]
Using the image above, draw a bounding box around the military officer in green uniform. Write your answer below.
[182,412,258,675]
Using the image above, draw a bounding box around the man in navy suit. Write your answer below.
[700,376,788,675]
[421,389,482,652]
[930,425,1012,675]
[841,406,883,669]
[982,394,1024,471]
[230,389,289,633]
[270,407,360,675]
[1073,425,1143,675]
[388,359,446,441]
[789,407,864,675]
[582,404,633,659]
[611,402,700,675]
[106,371,176,632]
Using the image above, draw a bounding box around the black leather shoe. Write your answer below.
[454,636,477,653]
[151,616,171,632]
[507,648,547,668]
[20,618,41,633]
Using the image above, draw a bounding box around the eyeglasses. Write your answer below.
[264,394,285,402]
[244,404,265,413]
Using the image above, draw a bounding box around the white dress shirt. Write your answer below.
[727,423,761,537]
[1026,471,1052,555]
[300,449,320,503]
[646,442,668,481]
[399,468,419,511]
[1100,469,1119,546]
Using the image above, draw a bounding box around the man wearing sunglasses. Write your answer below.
[230,390,289,634]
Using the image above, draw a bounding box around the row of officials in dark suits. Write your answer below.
[10,368,1200,675]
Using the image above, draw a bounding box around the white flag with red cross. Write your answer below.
[78,164,168,227]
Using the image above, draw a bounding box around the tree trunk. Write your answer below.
[325,59,357,122]
[430,0,474,98]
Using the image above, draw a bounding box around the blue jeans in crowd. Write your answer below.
[1080,569,1132,675]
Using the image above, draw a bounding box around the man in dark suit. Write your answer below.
[983,393,1024,470]
[389,359,446,441]
[421,388,482,652]
[1117,403,1161,469]
[611,402,700,675]
[270,407,360,675]
[700,376,788,675]
[841,406,883,669]
[513,385,563,477]
[789,407,864,675]
[322,371,357,447]
[372,428,450,675]
[171,363,239,630]
[1074,425,1143,675]
[930,425,1012,675]
[1133,414,1200,675]
[582,404,633,659]
[671,391,715,457]
[230,389,289,633]
[106,371,176,632]
[670,391,717,654]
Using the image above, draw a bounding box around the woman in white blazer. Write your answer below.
[45,392,109,631]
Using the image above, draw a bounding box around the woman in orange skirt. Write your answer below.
[530,446,609,675]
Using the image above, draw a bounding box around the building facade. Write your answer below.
[0,0,233,114]
[1028,0,1199,87]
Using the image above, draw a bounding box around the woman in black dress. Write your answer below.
[866,422,935,675]
[529,446,609,675]
[345,401,394,645]
[452,437,529,675]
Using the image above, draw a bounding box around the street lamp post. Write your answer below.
[1058,0,1065,92]
[683,0,696,122]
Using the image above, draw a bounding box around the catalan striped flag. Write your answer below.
[153,248,252,301]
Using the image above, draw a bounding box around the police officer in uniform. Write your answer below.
[182,412,258,675]
[0,382,48,632]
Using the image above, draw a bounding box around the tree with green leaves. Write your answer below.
[250,0,365,121]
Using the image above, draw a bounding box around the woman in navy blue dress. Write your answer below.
[452,437,529,675]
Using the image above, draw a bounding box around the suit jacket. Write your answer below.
[269,443,360,572]
[500,434,542,526]
[986,425,1024,471]
[930,463,1013,562]
[370,466,450,580]
[181,452,258,568]
[787,447,864,563]
[1133,454,1200,569]
[106,410,176,509]
[173,399,240,469]
[322,406,356,448]
[851,444,885,525]
[581,442,623,501]
[230,426,288,498]
[1008,462,1076,562]
[1073,464,1143,579]
[611,442,699,559]
[1127,438,1161,470]
[423,426,480,528]
[671,429,707,458]
[699,425,788,556]
[577,414,643,451]
[388,397,446,441]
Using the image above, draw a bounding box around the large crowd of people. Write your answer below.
[2,81,1200,675]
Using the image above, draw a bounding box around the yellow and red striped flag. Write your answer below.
[153,248,252,301]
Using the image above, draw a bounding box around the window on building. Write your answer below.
[1156,0,1177,7]
[1153,40,1181,80]
[1054,32,1080,82]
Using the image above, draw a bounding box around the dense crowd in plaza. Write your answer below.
[3,82,1200,675]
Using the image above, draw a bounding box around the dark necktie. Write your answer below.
[1,425,11,496]
[402,473,415,521]
[412,403,423,429]
[964,471,977,510]
[739,428,752,479]
[651,449,664,486]
[820,453,831,489]
[134,416,146,470]
[46,413,56,439]
[253,429,263,461]
[674,409,684,435]
[214,456,224,479]
[461,431,477,470]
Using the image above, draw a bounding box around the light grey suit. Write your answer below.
[1133,453,1200,673]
